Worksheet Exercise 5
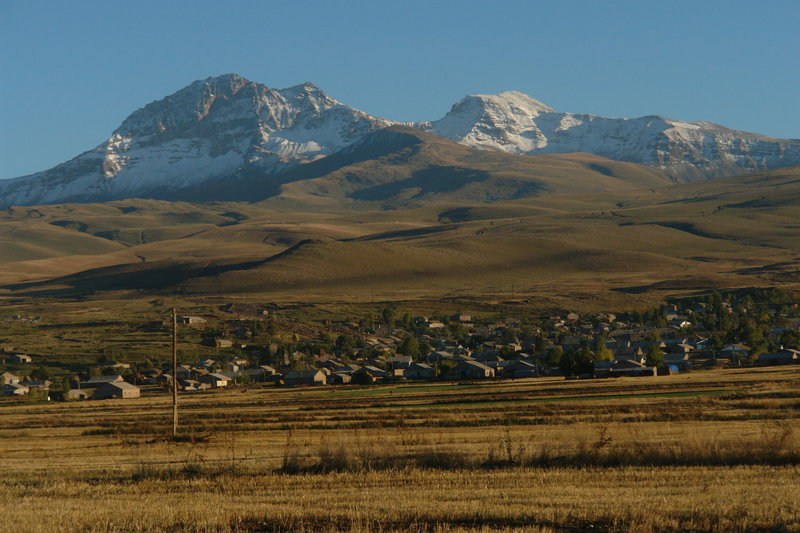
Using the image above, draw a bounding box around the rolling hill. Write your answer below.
[1,165,797,309]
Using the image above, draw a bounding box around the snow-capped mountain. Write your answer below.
[0,74,396,207]
[425,91,800,180]
[2,74,800,207]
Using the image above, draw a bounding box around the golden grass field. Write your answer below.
[1,366,798,532]
[0,166,799,308]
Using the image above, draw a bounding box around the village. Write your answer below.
[1,289,799,401]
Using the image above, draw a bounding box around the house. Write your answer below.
[178,315,207,325]
[231,357,250,367]
[241,366,276,382]
[76,375,125,388]
[179,379,209,391]
[404,363,436,380]
[2,383,29,396]
[758,349,800,366]
[593,360,614,379]
[385,356,413,370]
[446,360,495,380]
[351,366,388,384]
[198,373,232,388]
[94,361,131,370]
[327,372,352,385]
[283,370,327,386]
[175,365,203,380]
[93,381,141,400]
[0,372,20,384]
[615,346,646,365]
[609,360,657,377]
[664,352,692,370]
[61,389,91,401]
[721,344,751,359]
[21,379,52,391]
[12,354,32,364]
[505,360,539,379]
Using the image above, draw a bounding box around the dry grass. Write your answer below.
[1,367,799,531]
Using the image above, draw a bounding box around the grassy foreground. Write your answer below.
[1,367,799,532]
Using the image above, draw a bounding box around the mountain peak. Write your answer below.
[471,91,556,114]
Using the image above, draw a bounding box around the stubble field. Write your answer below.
[1,366,798,532]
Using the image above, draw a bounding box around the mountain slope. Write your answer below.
[268,126,675,208]
[0,74,396,207]
[3,75,800,208]
[426,92,800,180]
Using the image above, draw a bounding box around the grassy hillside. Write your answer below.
[0,165,798,307]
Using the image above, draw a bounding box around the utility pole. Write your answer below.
[172,308,178,439]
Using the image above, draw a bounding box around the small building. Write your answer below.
[178,316,207,325]
[283,370,327,386]
[758,349,800,366]
[76,375,125,389]
[21,379,52,391]
[93,361,132,370]
[12,354,32,364]
[327,372,352,385]
[179,379,209,391]
[446,360,495,380]
[2,383,29,396]
[404,363,435,380]
[0,372,20,385]
[385,356,413,370]
[593,360,614,379]
[93,381,141,400]
[215,338,233,349]
[505,360,539,379]
[198,373,231,388]
[610,360,657,377]
[61,389,91,401]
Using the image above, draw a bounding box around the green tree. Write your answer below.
[30,366,50,380]
[546,346,563,368]
[382,306,397,328]
[397,336,420,358]
[559,350,576,377]
[646,345,664,367]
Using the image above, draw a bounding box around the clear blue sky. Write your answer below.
[2,0,799,179]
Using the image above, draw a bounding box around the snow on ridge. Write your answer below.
[3,75,800,208]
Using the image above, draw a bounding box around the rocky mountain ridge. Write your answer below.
[2,73,799,207]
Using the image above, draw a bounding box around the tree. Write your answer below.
[559,350,576,377]
[30,366,50,380]
[438,360,456,379]
[381,306,397,328]
[397,336,420,358]
[546,346,563,368]
[645,345,664,367]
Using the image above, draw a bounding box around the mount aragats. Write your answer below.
[1,73,799,308]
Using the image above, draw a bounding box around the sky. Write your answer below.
[1,0,799,179]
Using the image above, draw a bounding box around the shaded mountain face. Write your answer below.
[2,74,800,208]
[171,126,675,207]
[0,74,396,207]
[424,91,800,180]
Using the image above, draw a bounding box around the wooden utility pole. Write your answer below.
[171,308,178,438]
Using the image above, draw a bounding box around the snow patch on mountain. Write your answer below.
[3,75,800,207]
[427,92,800,180]
[0,74,397,207]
